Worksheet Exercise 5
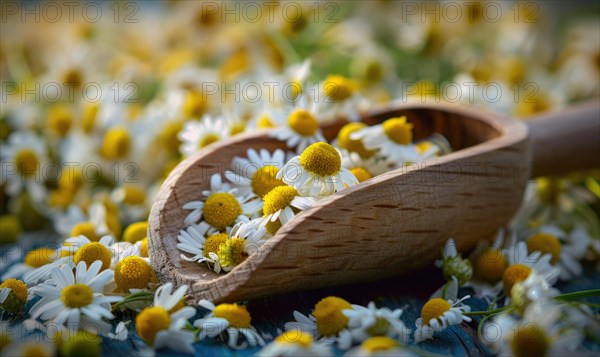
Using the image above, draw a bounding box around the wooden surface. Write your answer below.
[148,103,532,304]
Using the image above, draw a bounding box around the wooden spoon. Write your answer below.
[148,102,599,304]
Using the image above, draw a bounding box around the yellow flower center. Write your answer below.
[70,221,99,242]
[263,186,299,216]
[312,296,352,337]
[287,109,319,136]
[24,248,55,267]
[527,233,562,264]
[0,278,28,302]
[59,169,84,192]
[139,238,149,257]
[350,167,372,182]
[203,233,228,258]
[0,215,21,244]
[159,121,184,154]
[474,248,508,284]
[62,69,83,87]
[337,122,375,158]
[276,330,313,347]
[114,256,155,292]
[230,122,246,136]
[213,303,251,328]
[536,178,563,205]
[82,103,99,133]
[48,106,73,137]
[183,90,207,118]
[73,242,112,271]
[23,344,53,357]
[217,238,248,268]
[300,142,342,177]
[61,284,93,308]
[101,128,131,159]
[15,149,39,178]
[59,331,101,357]
[48,189,74,209]
[511,323,549,357]
[251,165,285,197]
[502,264,532,295]
[136,306,171,345]
[361,336,400,352]
[421,298,451,326]
[514,92,552,118]
[323,75,355,102]
[120,185,146,205]
[199,133,220,149]
[257,114,275,129]
[123,221,148,243]
[366,317,390,336]
[382,116,413,145]
[288,80,303,101]
[416,141,434,154]
[203,192,242,230]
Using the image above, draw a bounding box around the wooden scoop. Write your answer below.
[148,102,599,304]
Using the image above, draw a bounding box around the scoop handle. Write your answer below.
[526,101,600,177]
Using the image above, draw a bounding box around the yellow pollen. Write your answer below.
[527,233,562,265]
[511,323,549,357]
[312,296,352,337]
[203,233,228,258]
[0,278,28,302]
[48,106,73,137]
[61,284,93,308]
[213,303,251,328]
[24,248,55,267]
[350,167,372,182]
[70,222,99,242]
[251,165,285,197]
[287,109,319,136]
[421,298,451,326]
[123,221,148,243]
[474,248,508,284]
[263,186,299,216]
[503,264,532,295]
[337,122,375,158]
[183,90,207,118]
[139,238,149,257]
[217,237,248,268]
[382,117,413,145]
[203,192,242,230]
[101,128,131,159]
[136,306,171,345]
[257,114,275,129]
[199,133,220,149]
[299,142,342,177]
[15,149,40,178]
[361,336,400,352]
[121,185,146,205]
[114,256,155,292]
[323,75,355,102]
[276,330,313,347]
[160,120,184,154]
[73,242,112,271]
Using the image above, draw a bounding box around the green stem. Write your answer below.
[465,306,511,316]
[554,289,600,302]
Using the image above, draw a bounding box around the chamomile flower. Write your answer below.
[29,260,122,330]
[60,235,115,272]
[195,299,266,349]
[317,75,367,122]
[1,247,57,281]
[502,241,557,296]
[0,278,28,312]
[178,115,229,157]
[510,270,560,313]
[465,229,509,298]
[113,255,157,293]
[225,148,288,197]
[279,142,358,198]
[435,238,473,286]
[258,185,316,235]
[177,221,220,264]
[344,336,418,357]
[1,340,56,357]
[215,220,269,272]
[135,283,196,353]
[182,173,262,229]
[483,302,584,357]
[284,296,355,349]
[271,108,326,153]
[343,302,411,344]
[259,330,334,357]
[0,131,49,202]
[414,277,471,343]
[340,149,393,181]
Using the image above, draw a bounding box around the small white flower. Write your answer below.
[258,330,334,357]
[177,221,219,264]
[225,148,291,197]
[257,185,316,235]
[179,115,229,157]
[340,149,393,178]
[271,107,326,153]
[343,302,411,344]
[344,336,419,357]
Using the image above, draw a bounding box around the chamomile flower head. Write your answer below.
[344,336,418,357]
[0,131,49,202]
[177,221,220,264]
[216,221,268,272]
[340,149,393,181]
[114,255,157,292]
[318,75,367,122]
[259,185,316,234]
[182,173,262,229]
[271,108,326,153]
[29,260,122,330]
[510,270,560,314]
[414,277,471,343]
[195,299,266,349]
[225,148,288,197]
[0,278,28,312]
[337,122,377,159]
[178,115,229,157]
[279,142,359,198]
[2,247,57,281]
[259,330,334,357]
[343,302,411,345]
[483,302,583,357]
[135,283,196,353]
[502,242,557,296]
[61,235,115,272]
[435,238,473,286]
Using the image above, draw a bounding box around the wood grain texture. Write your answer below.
[148,102,530,304]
